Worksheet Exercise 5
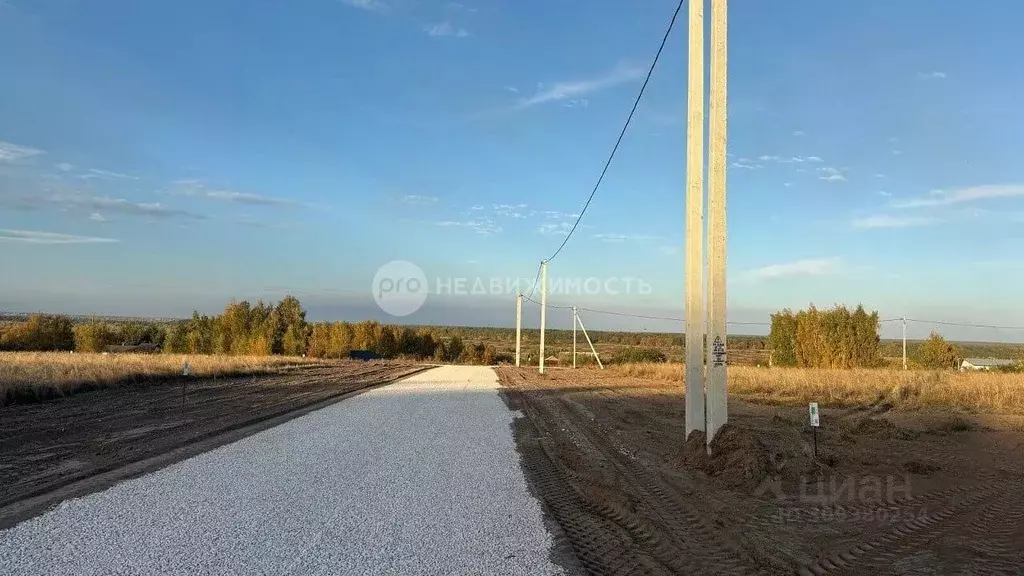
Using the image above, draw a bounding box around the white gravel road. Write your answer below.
[0,366,566,576]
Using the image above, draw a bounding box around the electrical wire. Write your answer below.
[544,0,686,264]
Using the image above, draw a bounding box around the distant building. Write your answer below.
[959,357,1017,371]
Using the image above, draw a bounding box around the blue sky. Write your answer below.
[2,0,1023,340]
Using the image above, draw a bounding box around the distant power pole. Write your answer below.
[515,294,523,367]
[902,316,907,370]
[684,0,706,440]
[572,305,578,369]
[539,260,548,375]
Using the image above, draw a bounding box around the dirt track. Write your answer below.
[0,361,424,521]
[498,367,1024,576]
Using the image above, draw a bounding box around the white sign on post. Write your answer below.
[809,402,820,427]
[183,361,191,377]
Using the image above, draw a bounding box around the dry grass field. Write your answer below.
[0,352,324,405]
[608,362,1024,414]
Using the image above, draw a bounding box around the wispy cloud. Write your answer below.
[493,203,527,218]
[435,217,501,235]
[202,190,301,206]
[515,65,644,109]
[0,228,118,244]
[878,190,892,197]
[55,163,74,172]
[88,213,106,222]
[0,191,203,219]
[757,155,823,165]
[538,221,573,236]
[175,181,302,207]
[401,194,439,206]
[891,149,903,156]
[740,257,842,282]
[340,0,389,13]
[731,158,763,170]
[917,71,947,79]
[852,214,937,228]
[424,22,469,37]
[79,168,139,180]
[593,233,660,243]
[893,184,1024,208]
[444,1,478,12]
[792,130,805,137]
[818,166,847,182]
[0,141,43,163]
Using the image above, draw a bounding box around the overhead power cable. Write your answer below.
[544,0,686,264]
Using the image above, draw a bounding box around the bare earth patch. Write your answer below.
[0,361,425,526]
[498,366,1024,575]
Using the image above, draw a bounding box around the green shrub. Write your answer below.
[611,347,667,364]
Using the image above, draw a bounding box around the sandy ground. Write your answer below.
[498,366,1024,576]
[0,365,568,576]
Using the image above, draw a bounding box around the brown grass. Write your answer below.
[0,352,324,406]
[607,363,1024,415]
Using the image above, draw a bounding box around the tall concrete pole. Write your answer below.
[902,316,907,371]
[515,294,523,367]
[684,0,706,439]
[705,0,729,451]
[572,306,578,369]
[539,260,548,375]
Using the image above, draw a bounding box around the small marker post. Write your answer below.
[809,402,820,459]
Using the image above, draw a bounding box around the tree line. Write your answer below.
[0,296,508,364]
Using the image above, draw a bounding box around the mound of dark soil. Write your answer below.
[846,417,919,440]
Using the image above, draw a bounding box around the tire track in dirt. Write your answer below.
[505,374,763,576]
[795,483,1013,575]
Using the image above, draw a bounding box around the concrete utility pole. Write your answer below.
[902,316,907,371]
[515,294,523,367]
[705,0,729,451]
[539,260,548,375]
[572,306,578,369]
[684,0,706,439]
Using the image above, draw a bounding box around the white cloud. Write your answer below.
[731,158,762,170]
[806,156,823,163]
[538,221,573,236]
[80,168,139,180]
[893,184,1024,208]
[891,149,903,156]
[792,130,805,137]
[401,194,439,206]
[55,163,74,172]
[817,166,846,182]
[783,182,794,188]
[0,141,43,162]
[515,65,644,109]
[340,0,389,12]
[435,217,501,235]
[917,71,947,79]
[89,213,106,222]
[203,190,300,206]
[852,214,937,228]
[875,173,886,179]
[424,22,469,37]
[0,228,118,244]
[504,86,519,93]
[592,233,660,243]
[758,155,823,165]
[878,190,892,197]
[445,1,478,12]
[741,258,842,282]
[493,203,527,218]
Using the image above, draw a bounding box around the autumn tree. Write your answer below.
[916,331,960,369]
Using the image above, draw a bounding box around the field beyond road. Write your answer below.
[609,362,1024,415]
[0,352,325,406]
[0,360,425,526]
